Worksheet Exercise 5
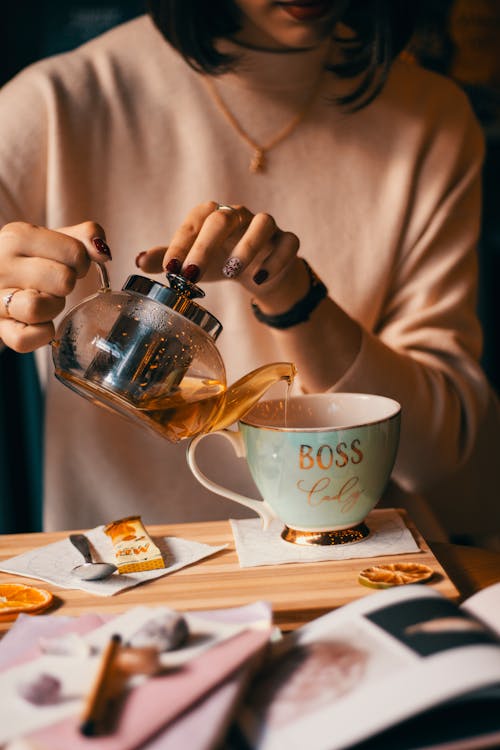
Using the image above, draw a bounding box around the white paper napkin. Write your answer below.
[230,508,421,568]
[0,525,227,596]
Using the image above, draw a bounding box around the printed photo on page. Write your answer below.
[236,584,500,750]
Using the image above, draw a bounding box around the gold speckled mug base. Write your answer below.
[281,522,370,546]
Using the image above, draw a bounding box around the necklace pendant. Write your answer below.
[250,149,266,173]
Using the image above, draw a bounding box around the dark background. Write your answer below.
[0,1,498,533]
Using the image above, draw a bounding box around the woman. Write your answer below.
[0,1,497,538]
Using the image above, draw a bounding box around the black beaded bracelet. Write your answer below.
[251,259,327,330]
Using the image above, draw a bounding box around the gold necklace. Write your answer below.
[204,75,323,173]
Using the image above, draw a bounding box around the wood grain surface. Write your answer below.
[0,512,462,634]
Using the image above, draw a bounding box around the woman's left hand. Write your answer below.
[137,200,361,393]
[136,201,309,309]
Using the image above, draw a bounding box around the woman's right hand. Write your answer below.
[0,221,111,353]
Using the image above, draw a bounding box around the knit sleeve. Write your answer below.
[331,83,493,494]
[0,64,51,227]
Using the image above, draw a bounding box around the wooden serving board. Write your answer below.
[0,511,460,634]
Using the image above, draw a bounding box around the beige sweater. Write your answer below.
[0,16,497,535]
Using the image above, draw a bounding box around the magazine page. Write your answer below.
[460,582,500,637]
[237,586,500,750]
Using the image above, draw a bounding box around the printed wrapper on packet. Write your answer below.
[104,516,165,573]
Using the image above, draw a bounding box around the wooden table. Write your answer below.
[4,513,494,634]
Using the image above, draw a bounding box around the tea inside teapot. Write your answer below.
[52,269,295,442]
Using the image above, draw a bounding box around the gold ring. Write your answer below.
[216,204,242,227]
[2,289,20,318]
[216,203,236,213]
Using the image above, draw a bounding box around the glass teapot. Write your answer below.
[52,264,295,442]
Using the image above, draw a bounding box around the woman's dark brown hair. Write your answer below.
[147,0,420,109]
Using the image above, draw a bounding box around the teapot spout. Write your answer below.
[208,362,296,432]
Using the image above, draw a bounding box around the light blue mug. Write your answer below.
[187,393,401,545]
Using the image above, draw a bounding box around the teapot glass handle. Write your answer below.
[94,261,111,292]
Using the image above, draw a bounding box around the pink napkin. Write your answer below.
[2,603,272,750]
[29,628,269,750]
[0,613,106,670]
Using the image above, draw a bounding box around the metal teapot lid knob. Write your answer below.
[121,273,222,340]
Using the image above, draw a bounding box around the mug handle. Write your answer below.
[187,430,277,529]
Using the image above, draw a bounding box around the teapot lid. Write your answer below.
[122,273,223,340]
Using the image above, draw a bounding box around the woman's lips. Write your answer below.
[277,2,332,22]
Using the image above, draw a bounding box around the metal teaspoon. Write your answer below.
[70,533,117,581]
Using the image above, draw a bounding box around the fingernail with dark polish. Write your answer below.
[182,264,201,283]
[223,257,243,279]
[166,258,182,274]
[93,237,112,259]
[253,268,269,285]
[135,251,146,268]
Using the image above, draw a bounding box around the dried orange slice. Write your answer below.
[0,583,54,621]
[358,562,434,589]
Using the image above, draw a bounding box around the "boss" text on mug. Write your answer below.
[299,440,363,470]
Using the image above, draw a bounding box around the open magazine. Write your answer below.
[233,583,500,750]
